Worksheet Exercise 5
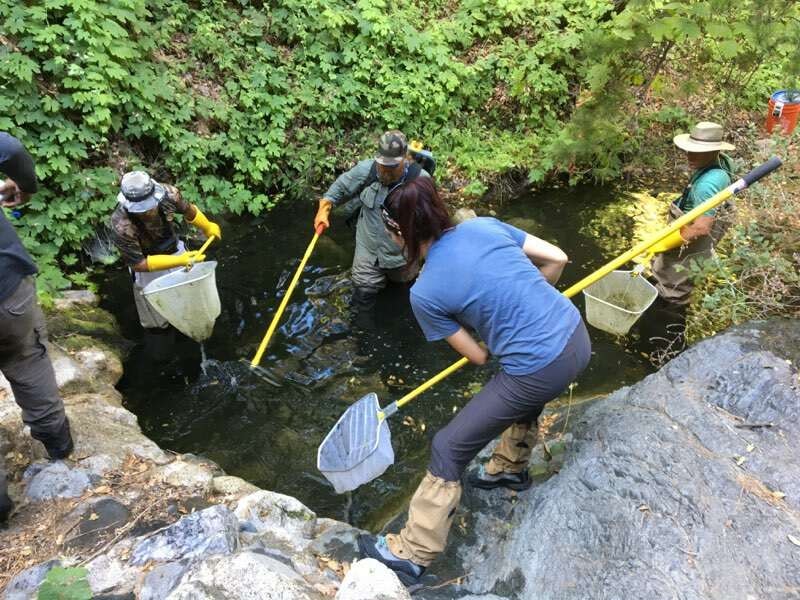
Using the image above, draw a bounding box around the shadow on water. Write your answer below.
[96,185,661,528]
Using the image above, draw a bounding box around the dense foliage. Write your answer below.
[0,0,797,294]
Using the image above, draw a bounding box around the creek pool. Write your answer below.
[96,184,658,528]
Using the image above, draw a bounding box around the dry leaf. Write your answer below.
[56,534,64,545]
[735,456,746,466]
[89,512,99,521]
[93,485,111,494]
[788,534,800,547]
[746,444,755,453]
[638,504,651,512]
[772,490,786,500]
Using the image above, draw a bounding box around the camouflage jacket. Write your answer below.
[109,184,188,266]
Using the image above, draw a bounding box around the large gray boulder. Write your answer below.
[440,320,800,599]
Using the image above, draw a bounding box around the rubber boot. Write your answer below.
[350,287,378,332]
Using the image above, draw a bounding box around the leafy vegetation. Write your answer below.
[0,0,796,299]
[37,566,91,600]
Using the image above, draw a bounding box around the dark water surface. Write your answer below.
[96,185,655,528]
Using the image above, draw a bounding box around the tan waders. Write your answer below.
[485,422,538,475]
[386,472,462,566]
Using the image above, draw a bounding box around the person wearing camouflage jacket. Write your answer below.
[109,171,221,329]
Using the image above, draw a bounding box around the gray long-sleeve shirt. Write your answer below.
[323,159,429,270]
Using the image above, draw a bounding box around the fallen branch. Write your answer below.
[734,422,774,429]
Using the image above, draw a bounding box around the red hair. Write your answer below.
[385,178,452,266]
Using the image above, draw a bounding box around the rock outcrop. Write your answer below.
[416,319,800,599]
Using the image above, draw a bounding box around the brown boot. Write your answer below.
[385,471,462,567]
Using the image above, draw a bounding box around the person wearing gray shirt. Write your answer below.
[313,131,429,326]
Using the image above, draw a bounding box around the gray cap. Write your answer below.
[117,171,166,213]
[375,131,408,166]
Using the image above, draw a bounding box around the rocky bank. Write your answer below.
[1,294,799,599]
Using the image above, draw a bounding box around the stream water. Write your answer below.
[96,185,659,528]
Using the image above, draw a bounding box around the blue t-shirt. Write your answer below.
[410,217,581,376]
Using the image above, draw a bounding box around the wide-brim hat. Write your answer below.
[117,170,166,213]
[673,121,735,152]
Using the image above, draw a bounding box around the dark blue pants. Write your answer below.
[429,321,591,482]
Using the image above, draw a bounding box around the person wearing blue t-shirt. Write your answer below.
[357,177,591,585]
[649,121,736,305]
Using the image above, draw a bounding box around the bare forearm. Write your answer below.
[445,328,488,365]
[680,215,714,241]
[521,234,568,284]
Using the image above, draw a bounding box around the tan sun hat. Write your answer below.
[673,121,735,153]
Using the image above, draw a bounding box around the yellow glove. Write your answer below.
[146,251,206,271]
[188,206,222,240]
[648,229,687,254]
[314,199,333,232]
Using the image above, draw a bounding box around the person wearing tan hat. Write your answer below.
[649,121,736,305]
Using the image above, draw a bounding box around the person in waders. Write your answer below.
[313,131,430,329]
[109,171,221,356]
[641,122,735,353]
[0,133,74,522]
[357,177,592,585]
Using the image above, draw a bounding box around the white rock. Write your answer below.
[234,490,317,547]
[212,475,259,496]
[53,290,100,310]
[335,558,411,600]
[453,207,478,223]
[157,460,214,492]
[166,551,318,600]
[73,347,123,385]
[49,347,85,390]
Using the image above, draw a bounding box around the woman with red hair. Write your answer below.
[358,177,591,585]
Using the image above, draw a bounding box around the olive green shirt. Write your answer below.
[324,159,430,270]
